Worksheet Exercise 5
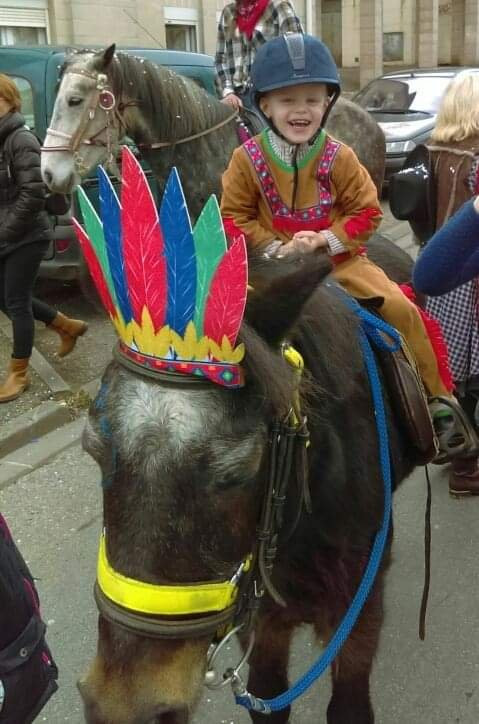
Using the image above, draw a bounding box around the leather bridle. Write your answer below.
[41,68,126,174]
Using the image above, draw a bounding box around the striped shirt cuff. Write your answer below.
[323,229,348,256]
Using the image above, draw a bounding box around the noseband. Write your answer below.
[94,345,311,651]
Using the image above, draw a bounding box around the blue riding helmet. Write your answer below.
[251,32,341,99]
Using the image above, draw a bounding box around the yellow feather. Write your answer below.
[153,326,172,357]
[138,307,156,355]
[230,342,245,363]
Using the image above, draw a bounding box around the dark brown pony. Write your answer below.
[79,252,419,724]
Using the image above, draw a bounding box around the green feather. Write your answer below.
[76,188,117,306]
[192,195,227,335]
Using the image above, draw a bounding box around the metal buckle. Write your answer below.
[204,625,255,690]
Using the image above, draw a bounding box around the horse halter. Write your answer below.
[94,345,312,684]
[41,68,123,173]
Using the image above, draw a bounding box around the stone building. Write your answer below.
[1,0,478,87]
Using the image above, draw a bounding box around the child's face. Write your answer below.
[259,83,329,144]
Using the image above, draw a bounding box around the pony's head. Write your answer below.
[41,44,119,193]
[79,254,331,724]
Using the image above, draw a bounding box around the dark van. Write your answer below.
[0,45,217,280]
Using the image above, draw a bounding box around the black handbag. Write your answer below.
[0,514,58,722]
[389,144,437,246]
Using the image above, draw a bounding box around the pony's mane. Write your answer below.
[64,49,232,143]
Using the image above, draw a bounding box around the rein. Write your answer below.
[138,111,238,150]
[233,294,401,714]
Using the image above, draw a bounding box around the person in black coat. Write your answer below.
[0,74,88,402]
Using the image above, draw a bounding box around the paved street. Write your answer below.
[1,207,478,723]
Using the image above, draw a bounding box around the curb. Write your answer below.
[0,400,72,458]
[0,416,86,490]
[0,378,101,463]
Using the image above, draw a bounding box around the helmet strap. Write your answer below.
[319,89,341,131]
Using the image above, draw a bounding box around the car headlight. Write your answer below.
[386,140,416,154]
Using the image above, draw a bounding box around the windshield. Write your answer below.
[355,76,454,114]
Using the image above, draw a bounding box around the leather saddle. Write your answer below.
[375,330,438,465]
[358,296,437,464]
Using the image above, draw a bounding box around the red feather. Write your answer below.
[121,147,167,329]
[73,219,116,317]
[204,236,248,345]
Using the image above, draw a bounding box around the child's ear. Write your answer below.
[259,96,270,118]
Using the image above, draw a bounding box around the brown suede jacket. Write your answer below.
[220,129,382,256]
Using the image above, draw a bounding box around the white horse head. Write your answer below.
[41,44,120,193]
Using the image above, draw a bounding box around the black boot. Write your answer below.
[449,456,479,497]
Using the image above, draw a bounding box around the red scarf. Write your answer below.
[235,0,270,39]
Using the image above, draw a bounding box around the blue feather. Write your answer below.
[159,168,197,336]
[98,167,133,323]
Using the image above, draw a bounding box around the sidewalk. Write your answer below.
[0,307,104,489]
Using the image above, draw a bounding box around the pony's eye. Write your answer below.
[68,96,83,107]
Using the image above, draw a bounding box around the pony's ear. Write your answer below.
[245,255,332,346]
[94,44,116,70]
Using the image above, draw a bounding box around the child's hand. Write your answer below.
[276,232,328,258]
[292,231,329,252]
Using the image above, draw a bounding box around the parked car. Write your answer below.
[0,45,217,281]
[353,67,479,185]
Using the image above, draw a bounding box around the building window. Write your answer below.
[383,32,404,62]
[165,24,197,52]
[0,25,46,45]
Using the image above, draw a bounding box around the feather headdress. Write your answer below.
[73,147,248,387]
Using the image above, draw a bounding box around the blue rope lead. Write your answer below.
[235,302,399,714]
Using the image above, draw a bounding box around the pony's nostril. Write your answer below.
[156,709,188,723]
[43,169,53,185]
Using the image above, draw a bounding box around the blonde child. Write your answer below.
[221,33,473,459]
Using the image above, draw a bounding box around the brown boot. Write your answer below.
[47,312,88,358]
[0,358,30,403]
[449,456,479,497]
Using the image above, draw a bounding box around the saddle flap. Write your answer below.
[377,332,438,465]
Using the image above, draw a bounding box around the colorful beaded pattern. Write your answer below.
[119,343,245,388]
[244,136,341,225]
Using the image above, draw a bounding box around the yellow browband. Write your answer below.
[97,534,249,616]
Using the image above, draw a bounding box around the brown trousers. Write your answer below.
[332,255,448,397]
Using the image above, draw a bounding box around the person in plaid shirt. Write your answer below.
[215,0,303,110]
